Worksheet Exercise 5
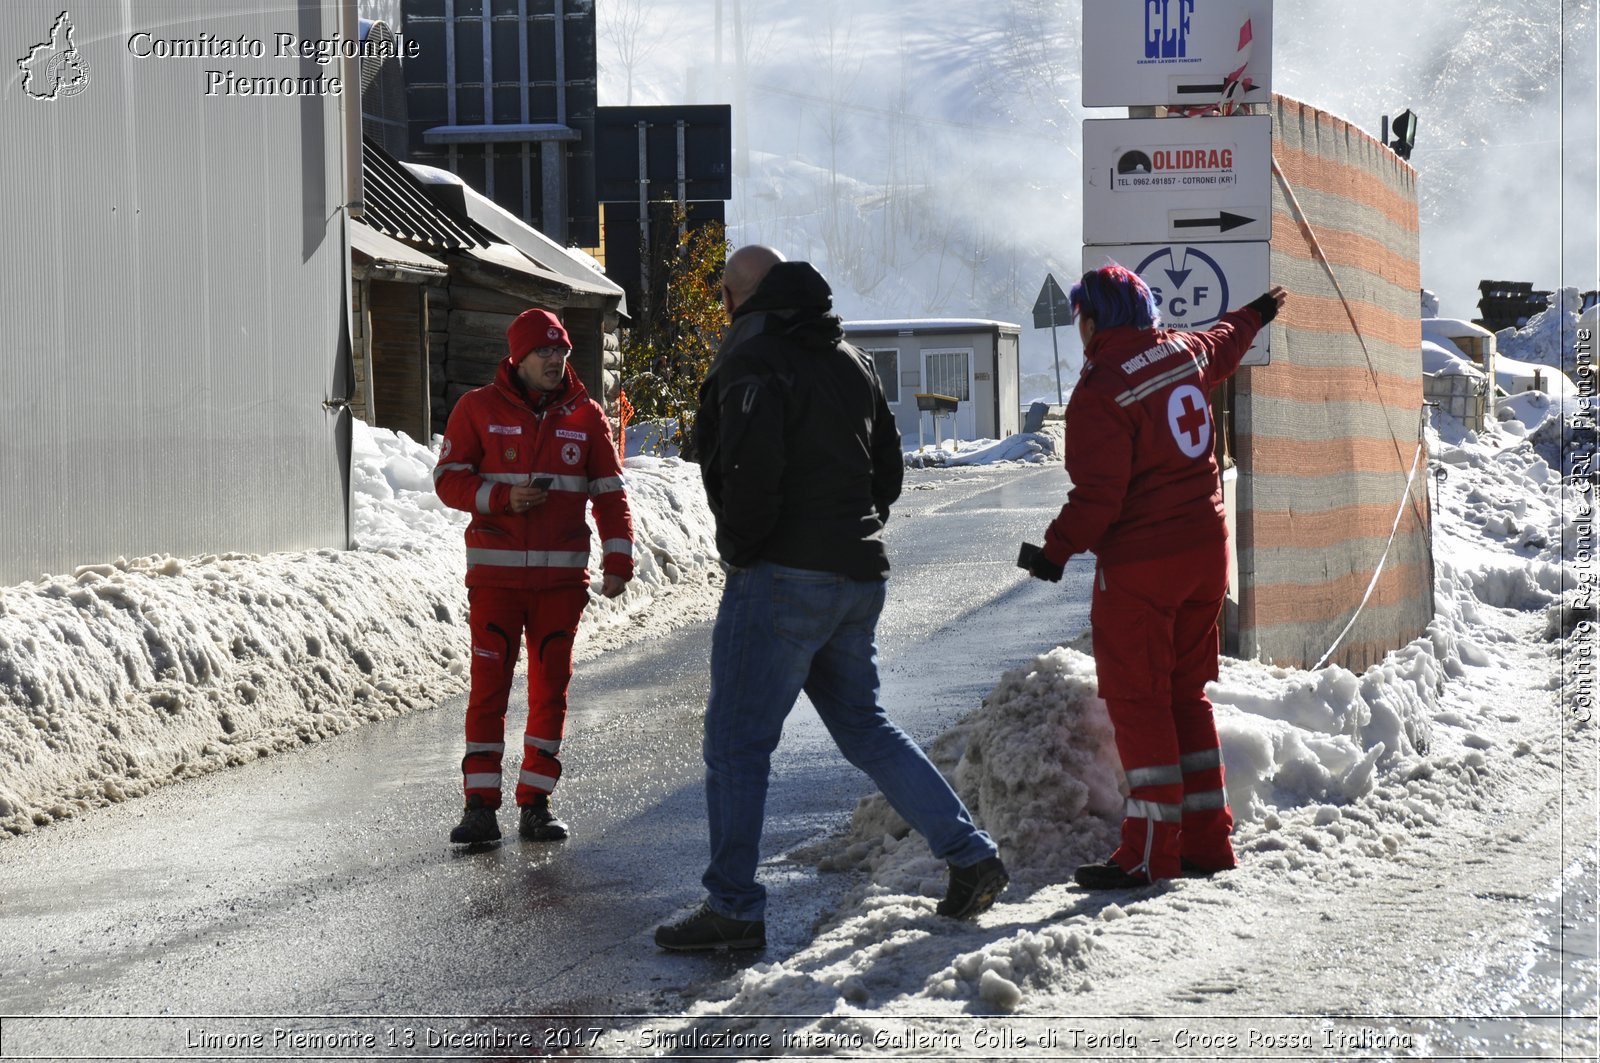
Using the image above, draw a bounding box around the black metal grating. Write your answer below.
[360,138,494,252]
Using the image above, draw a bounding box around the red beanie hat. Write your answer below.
[507,308,572,363]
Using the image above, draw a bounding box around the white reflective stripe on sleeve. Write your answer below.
[433,462,475,481]
[1182,789,1228,811]
[1124,797,1182,823]
[465,548,591,569]
[1180,748,1223,773]
[464,772,501,788]
[475,482,496,514]
[465,742,505,754]
[524,736,561,755]
[602,539,633,558]
[479,473,586,491]
[518,768,559,791]
[589,476,626,495]
[1124,764,1183,789]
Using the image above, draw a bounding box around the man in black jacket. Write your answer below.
[655,247,1008,951]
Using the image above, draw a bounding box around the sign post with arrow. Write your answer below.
[1032,273,1073,405]
[1082,115,1271,245]
[1079,4,1275,366]
[1082,0,1273,109]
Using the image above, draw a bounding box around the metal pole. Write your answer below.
[676,120,688,241]
[554,0,567,125]
[637,121,649,303]
[1050,323,1064,406]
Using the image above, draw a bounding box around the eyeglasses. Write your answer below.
[530,347,569,360]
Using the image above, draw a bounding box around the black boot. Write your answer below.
[518,792,569,841]
[654,903,766,951]
[449,794,501,845]
[937,855,1009,918]
[1073,857,1150,889]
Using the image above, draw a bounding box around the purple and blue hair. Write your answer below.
[1068,264,1161,330]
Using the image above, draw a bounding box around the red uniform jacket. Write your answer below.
[434,357,634,590]
[1043,307,1265,568]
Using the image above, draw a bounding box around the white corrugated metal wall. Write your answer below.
[2,1,352,584]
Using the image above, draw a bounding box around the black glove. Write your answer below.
[1017,542,1063,583]
[1245,291,1280,324]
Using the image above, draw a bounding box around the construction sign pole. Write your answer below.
[1032,272,1073,407]
[1050,323,1064,406]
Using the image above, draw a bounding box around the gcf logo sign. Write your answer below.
[17,11,89,100]
[1135,244,1229,327]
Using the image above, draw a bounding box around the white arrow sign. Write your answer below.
[1083,115,1272,244]
[1082,0,1273,109]
[1083,240,1272,365]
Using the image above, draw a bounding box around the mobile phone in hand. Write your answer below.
[1017,542,1042,569]
[531,476,554,489]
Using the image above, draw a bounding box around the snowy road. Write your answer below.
[0,464,1087,1052]
[3,439,1593,1061]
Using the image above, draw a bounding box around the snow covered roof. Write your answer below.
[350,220,448,275]
[1423,317,1496,340]
[1422,339,1484,378]
[845,318,1022,335]
[403,161,624,307]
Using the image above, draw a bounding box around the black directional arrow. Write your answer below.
[1174,211,1255,233]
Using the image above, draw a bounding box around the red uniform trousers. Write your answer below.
[462,584,587,810]
[1091,540,1236,880]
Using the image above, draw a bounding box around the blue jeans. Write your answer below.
[701,561,997,920]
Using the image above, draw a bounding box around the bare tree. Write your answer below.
[977,0,1080,134]
[599,0,660,105]
[809,1,879,294]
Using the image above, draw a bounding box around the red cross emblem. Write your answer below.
[1167,384,1211,458]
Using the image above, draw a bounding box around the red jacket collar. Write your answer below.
[1082,324,1152,367]
[493,355,586,412]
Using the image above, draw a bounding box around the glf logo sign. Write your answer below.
[1145,0,1195,59]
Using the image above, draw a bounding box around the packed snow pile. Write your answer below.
[622,393,1590,1029]
[623,418,684,459]
[0,422,720,838]
[905,425,1062,468]
[1421,339,1485,378]
[1497,286,1593,381]
[834,620,1446,902]
[824,644,1124,894]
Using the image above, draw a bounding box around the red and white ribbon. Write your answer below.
[1180,17,1255,117]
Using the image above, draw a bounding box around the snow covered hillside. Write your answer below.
[599,1,1595,369]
